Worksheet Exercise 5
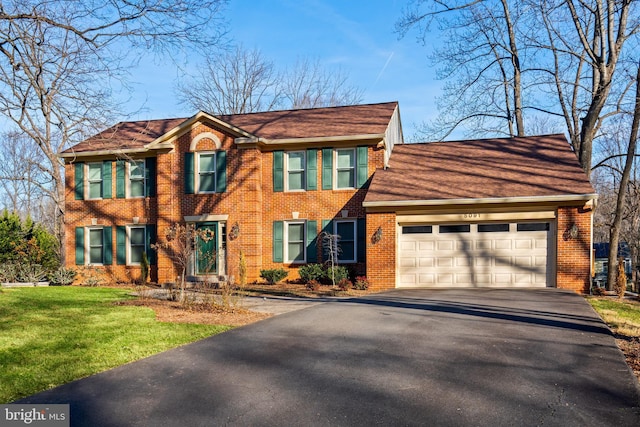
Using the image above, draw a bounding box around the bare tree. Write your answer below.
[176,45,281,114]
[152,223,215,303]
[0,131,49,220]
[398,0,640,174]
[281,58,364,109]
[532,0,640,174]
[177,46,364,114]
[397,0,526,139]
[605,64,640,291]
[0,0,227,262]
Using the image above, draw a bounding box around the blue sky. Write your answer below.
[126,0,441,140]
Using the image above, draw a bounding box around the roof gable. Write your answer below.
[364,134,596,205]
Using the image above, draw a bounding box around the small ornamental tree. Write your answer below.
[321,231,342,287]
[151,223,215,303]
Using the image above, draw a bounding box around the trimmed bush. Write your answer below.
[337,278,352,291]
[354,276,370,290]
[260,268,289,285]
[48,267,78,286]
[326,266,349,284]
[299,263,325,283]
[306,279,321,291]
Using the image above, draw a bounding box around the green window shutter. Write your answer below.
[116,226,126,265]
[216,151,227,193]
[322,148,333,190]
[306,149,318,191]
[102,161,112,199]
[103,226,113,265]
[184,152,195,194]
[75,227,85,265]
[74,163,84,200]
[321,219,333,261]
[356,146,369,188]
[116,160,126,198]
[273,151,284,192]
[306,220,318,262]
[357,218,366,262]
[145,158,157,197]
[273,221,284,262]
[146,224,157,265]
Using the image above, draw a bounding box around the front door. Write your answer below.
[196,222,218,275]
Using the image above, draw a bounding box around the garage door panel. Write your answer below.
[514,273,533,284]
[437,240,454,251]
[419,241,435,251]
[419,258,434,267]
[494,239,512,250]
[399,274,417,285]
[494,273,513,284]
[515,239,533,249]
[400,241,417,251]
[455,257,471,267]
[398,223,550,288]
[399,258,416,267]
[475,257,491,267]
[514,256,532,267]
[437,273,453,284]
[456,240,472,251]
[419,274,436,284]
[437,257,453,267]
[476,240,492,250]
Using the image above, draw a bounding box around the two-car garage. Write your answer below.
[363,135,597,292]
[397,219,554,288]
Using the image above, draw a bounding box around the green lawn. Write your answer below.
[0,286,231,403]
[588,297,640,337]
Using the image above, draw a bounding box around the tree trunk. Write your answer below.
[606,64,640,290]
[500,0,524,136]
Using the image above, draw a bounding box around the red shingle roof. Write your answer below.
[364,134,595,204]
[63,102,398,154]
[219,102,397,140]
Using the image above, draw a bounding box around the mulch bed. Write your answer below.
[115,299,272,326]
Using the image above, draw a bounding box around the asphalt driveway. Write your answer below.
[18,288,640,426]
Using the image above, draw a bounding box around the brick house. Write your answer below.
[61,101,597,293]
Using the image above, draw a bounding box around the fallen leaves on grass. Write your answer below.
[615,335,640,381]
[116,299,272,326]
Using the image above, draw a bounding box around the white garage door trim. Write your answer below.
[397,221,556,288]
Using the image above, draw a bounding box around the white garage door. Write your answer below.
[398,223,551,288]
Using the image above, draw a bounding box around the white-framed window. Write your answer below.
[286,151,306,191]
[87,163,103,199]
[128,160,145,198]
[334,219,356,263]
[197,151,216,193]
[335,148,355,189]
[286,221,306,263]
[87,227,104,265]
[128,226,146,265]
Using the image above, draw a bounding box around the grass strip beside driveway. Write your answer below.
[0,286,231,403]
[588,296,640,380]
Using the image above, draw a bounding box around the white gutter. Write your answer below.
[363,193,599,208]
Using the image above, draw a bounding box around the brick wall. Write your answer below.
[365,212,397,290]
[65,119,386,285]
[556,205,593,293]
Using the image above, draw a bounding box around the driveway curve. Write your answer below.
[18,288,640,426]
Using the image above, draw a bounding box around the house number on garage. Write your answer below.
[462,213,481,219]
